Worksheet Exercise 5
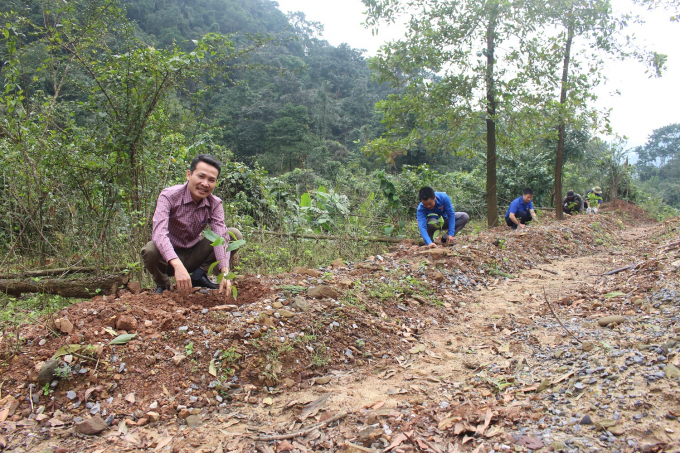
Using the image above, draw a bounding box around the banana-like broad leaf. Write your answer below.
[109,333,137,345]
[203,230,224,246]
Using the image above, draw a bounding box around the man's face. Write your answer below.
[186,161,219,202]
[421,198,436,210]
[522,194,533,203]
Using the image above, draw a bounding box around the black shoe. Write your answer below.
[191,275,218,290]
[155,286,169,294]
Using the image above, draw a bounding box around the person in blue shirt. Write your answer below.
[505,188,538,229]
[416,187,470,248]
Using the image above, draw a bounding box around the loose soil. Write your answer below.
[1,208,680,453]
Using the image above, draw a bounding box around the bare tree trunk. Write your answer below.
[555,20,574,221]
[0,274,125,298]
[485,5,499,228]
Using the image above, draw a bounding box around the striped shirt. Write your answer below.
[151,183,229,270]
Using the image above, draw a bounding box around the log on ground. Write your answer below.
[0,274,124,298]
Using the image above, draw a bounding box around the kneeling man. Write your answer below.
[505,188,537,229]
[141,154,242,294]
[417,187,470,248]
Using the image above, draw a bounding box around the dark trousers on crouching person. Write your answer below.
[505,210,532,229]
[426,212,470,243]
[141,228,242,288]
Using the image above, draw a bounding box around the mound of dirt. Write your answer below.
[600,199,656,224]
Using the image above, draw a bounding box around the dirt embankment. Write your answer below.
[1,212,679,452]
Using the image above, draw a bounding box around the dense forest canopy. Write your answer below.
[0,0,677,272]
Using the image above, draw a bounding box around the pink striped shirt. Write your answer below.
[151,183,229,270]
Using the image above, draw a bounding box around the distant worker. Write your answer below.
[584,186,603,214]
[505,188,538,229]
[561,190,584,215]
[417,187,470,248]
[141,154,242,294]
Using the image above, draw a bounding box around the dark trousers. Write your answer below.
[426,212,470,242]
[505,210,532,229]
[141,228,242,287]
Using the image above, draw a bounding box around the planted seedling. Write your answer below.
[203,230,245,300]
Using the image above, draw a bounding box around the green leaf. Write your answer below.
[203,230,221,243]
[208,260,222,275]
[300,193,312,208]
[232,286,238,300]
[52,344,81,360]
[603,291,626,298]
[226,239,246,252]
[109,333,137,345]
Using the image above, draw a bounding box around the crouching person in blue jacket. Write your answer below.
[417,187,470,248]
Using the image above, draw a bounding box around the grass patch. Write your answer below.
[0,293,81,330]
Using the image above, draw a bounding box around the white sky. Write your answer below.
[274,0,679,149]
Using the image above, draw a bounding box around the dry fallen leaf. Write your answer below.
[300,393,330,420]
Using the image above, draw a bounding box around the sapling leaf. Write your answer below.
[203,230,221,243]
[109,333,137,345]
[232,286,238,300]
[226,239,245,252]
[208,260,222,275]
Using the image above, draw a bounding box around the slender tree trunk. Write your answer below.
[485,6,499,228]
[555,21,574,221]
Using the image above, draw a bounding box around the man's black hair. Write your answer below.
[566,190,575,197]
[523,188,533,195]
[190,154,222,176]
[419,187,436,201]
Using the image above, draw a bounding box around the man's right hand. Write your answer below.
[427,242,438,248]
[170,259,192,294]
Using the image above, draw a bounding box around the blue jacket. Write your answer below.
[417,192,456,245]
[505,196,534,218]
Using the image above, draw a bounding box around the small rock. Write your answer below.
[185,415,202,427]
[75,415,108,435]
[581,414,592,425]
[330,258,344,268]
[55,318,74,334]
[315,376,331,385]
[144,320,153,327]
[38,360,58,387]
[38,339,47,346]
[554,350,564,359]
[146,411,160,423]
[149,401,158,409]
[293,267,322,277]
[272,301,284,309]
[116,315,138,332]
[665,363,680,379]
[598,315,626,327]
[307,285,339,299]
[66,391,77,400]
[290,297,311,313]
[278,309,295,318]
[581,341,595,352]
[127,281,142,295]
[173,354,186,366]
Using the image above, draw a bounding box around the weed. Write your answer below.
[279,285,307,294]
[54,364,72,379]
[185,342,194,356]
[42,383,50,395]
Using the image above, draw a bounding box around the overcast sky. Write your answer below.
[274,0,679,149]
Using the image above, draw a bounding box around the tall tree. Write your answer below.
[362,0,555,227]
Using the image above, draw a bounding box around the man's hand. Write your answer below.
[517,223,526,229]
[170,259,191,294]
[445,235,455,244]
[427,242,438,248]
[219,270,232,295]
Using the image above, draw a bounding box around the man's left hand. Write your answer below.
[445,235,455,244]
